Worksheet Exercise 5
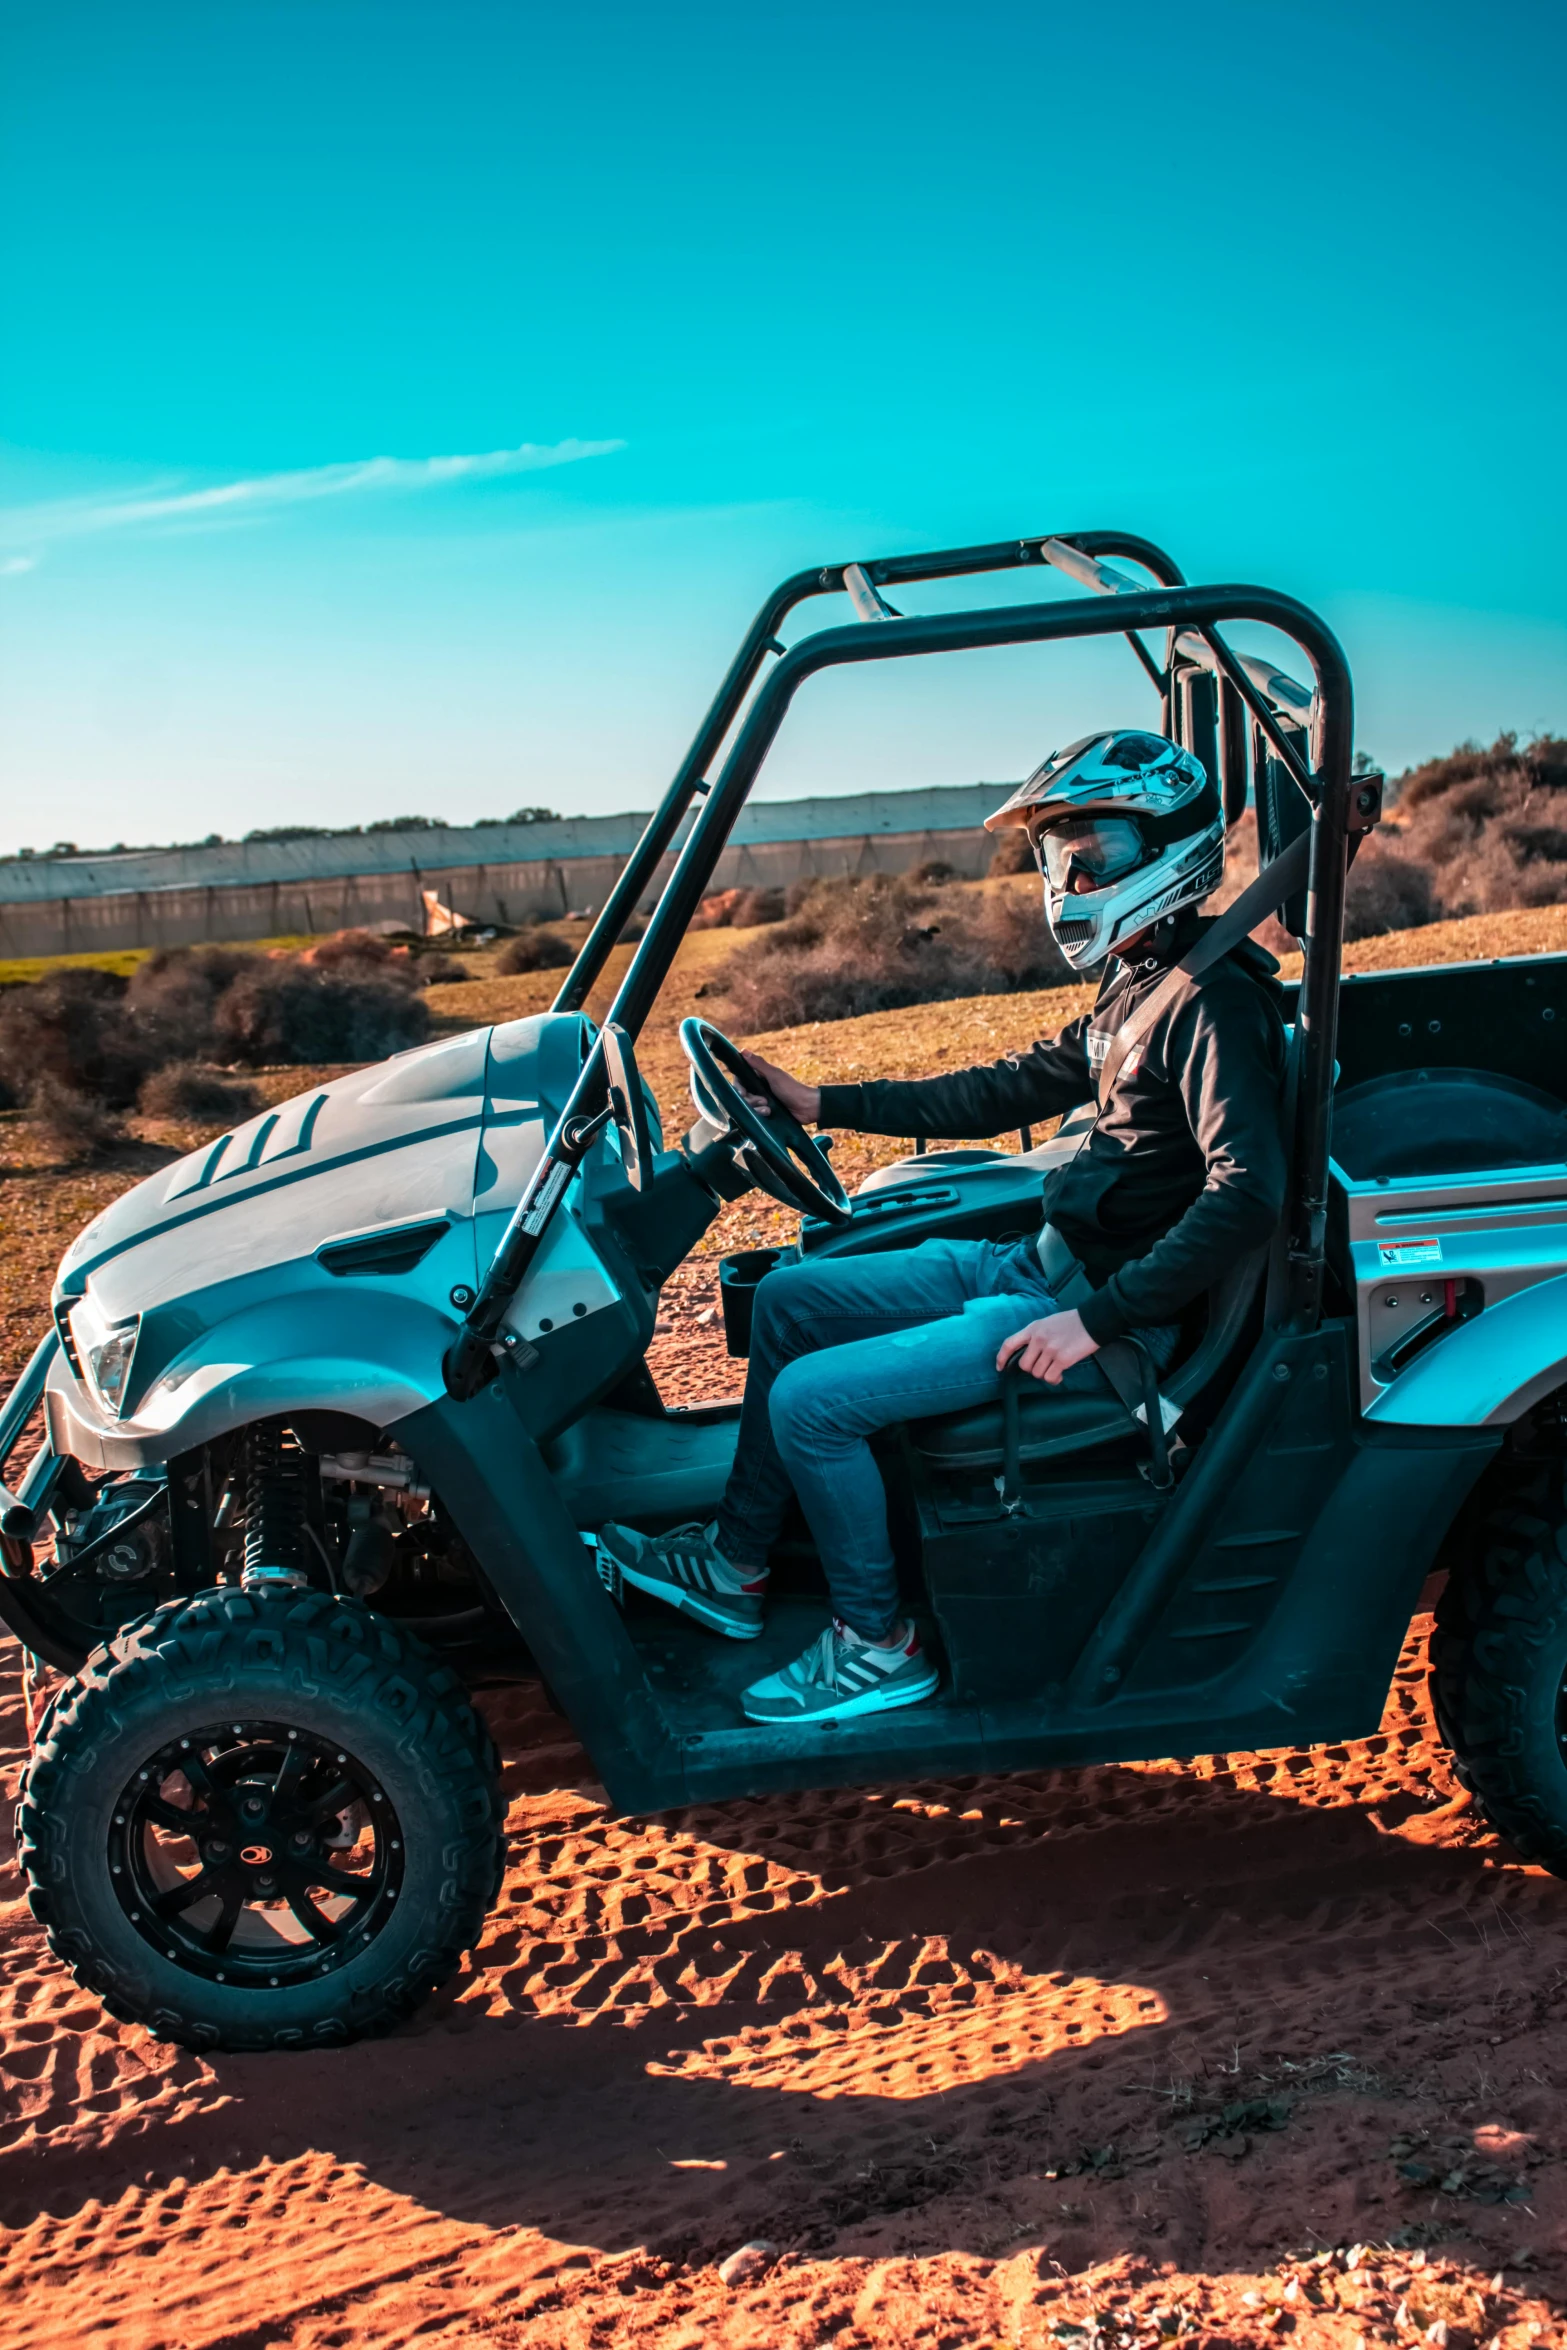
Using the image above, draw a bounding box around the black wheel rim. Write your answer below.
[108,1720,405,1988]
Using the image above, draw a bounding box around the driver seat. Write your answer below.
[909,1241,1267,1473]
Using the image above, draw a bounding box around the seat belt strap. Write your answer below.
[1038,1221,1182,1434]
[1049,1260,1182,1433]
[1095,827,1311,1107]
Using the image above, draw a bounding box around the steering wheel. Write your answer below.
[679,1018,852,1226]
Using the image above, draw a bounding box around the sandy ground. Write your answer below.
[2,1632,1566,2349]
[1,900,1566,2345]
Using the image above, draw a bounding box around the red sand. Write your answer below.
[2,1575,1566,2347]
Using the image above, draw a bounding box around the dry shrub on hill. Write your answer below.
[0,936,433,1138]
[1228,734,1567,945]
[987,827,1035,877]
[690,885,787,929]
[126,946,265,1062]
[137,1063,265,1122]
[132,937,431,1065]
[24,1073,125,1163]
[213,964,431,1065]
[1223,807,1446,946]
[495,926,574,974]
[416,951,471,983]
[1343,830,1440,940]
[1391,732,1567,918]
[710,871,1070,1029]
[299,928,411,975]
[300,930,470,986]
[0,968,153,1110]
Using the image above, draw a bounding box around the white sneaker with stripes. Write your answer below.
[741,1619,938,1724]
[597,1518,767,1640]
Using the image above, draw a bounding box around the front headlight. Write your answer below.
[69,1304,141,1416]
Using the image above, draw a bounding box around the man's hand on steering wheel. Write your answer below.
[737,1052,821,1126]
[679,1019,850,1225]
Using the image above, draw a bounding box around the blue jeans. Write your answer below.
[714,1239,1176,1642]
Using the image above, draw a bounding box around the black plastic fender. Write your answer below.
[393,1373,684,1812]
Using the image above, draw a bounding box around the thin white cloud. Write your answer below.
[0,554,36,574]
[0,436,626,553]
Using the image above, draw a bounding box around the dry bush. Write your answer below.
[415,952,471,984]
[1343,834,1439,941]
[138,1063,265,1122]
[690,886,787,930]
[126,946,264,1062]
[213,965,432,1065]
[300,928,413,976]
[987,827,1035,877]
[909,857,957,884]
[964,882,1072,985]
[0,968,154,1110]
[1388,733,1567,919]
[711,874,1069,1029]
[26,1073,123,1162]
[495,927,575,974]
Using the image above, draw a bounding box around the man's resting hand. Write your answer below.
[997,1309,1099,1384]
[739,1052,821,1125]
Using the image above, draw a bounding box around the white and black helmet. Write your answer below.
[985,730,1224,971]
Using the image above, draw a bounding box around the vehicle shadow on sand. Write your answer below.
[3,1704,1562,2294]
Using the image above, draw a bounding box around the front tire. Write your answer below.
[17,1587,506,2051]
[1430,1472,1567,1872]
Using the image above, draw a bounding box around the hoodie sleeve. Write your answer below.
[1074,975,1287,1344]
[817,1017,1097,1140]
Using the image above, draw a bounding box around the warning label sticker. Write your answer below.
[1377,1238,1443,1267]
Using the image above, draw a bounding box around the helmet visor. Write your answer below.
[1037,814,1147,893]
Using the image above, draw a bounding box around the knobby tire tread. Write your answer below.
[16,1587,506,2052]
[1429,1468,1567,1871]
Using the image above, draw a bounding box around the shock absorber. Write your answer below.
[240,1421,311,1592]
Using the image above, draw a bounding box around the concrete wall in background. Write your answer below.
[0,784,1011,958]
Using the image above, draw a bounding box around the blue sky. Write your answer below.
[2,0,1564,855]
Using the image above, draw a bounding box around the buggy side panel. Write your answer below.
[1366,1269,1567,1425]
[392,1378,677,1811]
[394,1334,1499,1815]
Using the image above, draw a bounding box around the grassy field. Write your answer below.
[0,932,347,989]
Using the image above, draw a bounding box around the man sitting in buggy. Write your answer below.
[602,728,1288,1725]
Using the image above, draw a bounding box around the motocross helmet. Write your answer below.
[985,730,1223,971]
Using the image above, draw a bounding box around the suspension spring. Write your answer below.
[240,1421,311,1592]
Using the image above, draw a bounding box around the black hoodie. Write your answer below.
[815,910,1288,1345]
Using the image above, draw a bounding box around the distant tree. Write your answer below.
[243,824,348,844]
[365,815,441,833]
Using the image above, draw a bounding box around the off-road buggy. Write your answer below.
[4,532,1566,2053]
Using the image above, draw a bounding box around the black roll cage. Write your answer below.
[444,534,1367,1397]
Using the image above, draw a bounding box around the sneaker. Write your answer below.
[741,1620,938,1724]
[598,1519,767,1640]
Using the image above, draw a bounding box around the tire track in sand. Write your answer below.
[1,1621,1565,2349]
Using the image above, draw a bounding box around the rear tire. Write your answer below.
[17,1587,506,2051]
[1429,1471,1567,1871]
